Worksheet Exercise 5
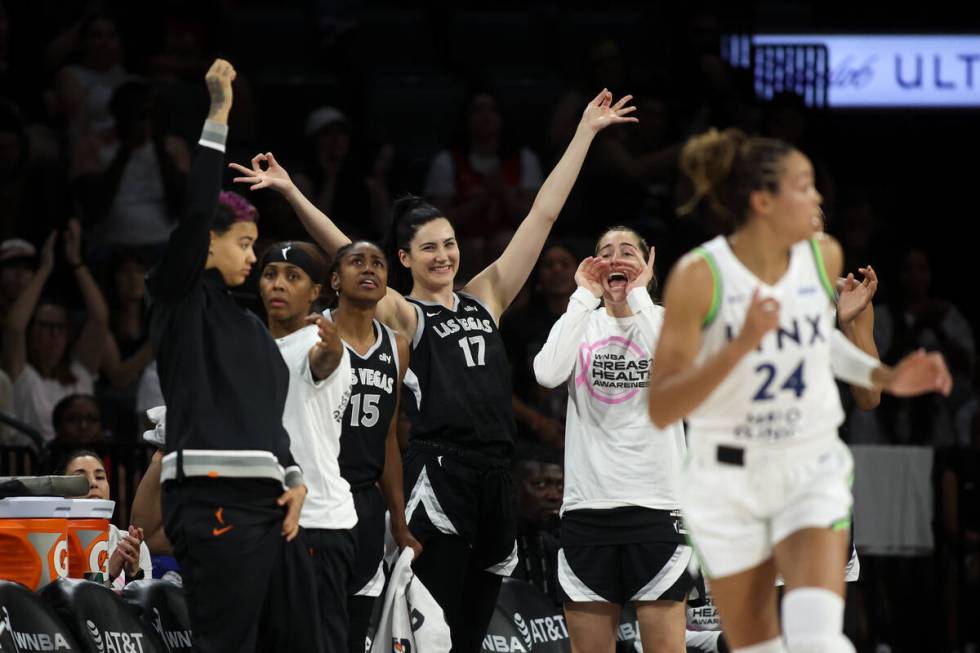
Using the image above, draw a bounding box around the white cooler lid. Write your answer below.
[0,497,72,518]
[66,499,116,519]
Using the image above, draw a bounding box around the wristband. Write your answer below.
[830,330,878,389]
[199,120,229,152]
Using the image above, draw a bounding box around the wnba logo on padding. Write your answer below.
[576,336,651,404]
[1,605,72,650]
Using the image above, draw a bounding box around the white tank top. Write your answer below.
[687,236,843,447]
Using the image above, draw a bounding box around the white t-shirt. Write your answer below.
[423,147,544,197]
[13,360,96,443]
[534,287,687,514]
[96,141,174,246]
[276,323,357,530]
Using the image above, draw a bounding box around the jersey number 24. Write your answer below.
[753,361,806,401]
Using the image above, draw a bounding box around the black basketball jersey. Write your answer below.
[333,316,401,489]
[403,292,517,452]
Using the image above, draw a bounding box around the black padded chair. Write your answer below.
[39,578,166,653]
[0,580,80,651]
[121,580,194,652]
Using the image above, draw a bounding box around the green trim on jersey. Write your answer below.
[833,471,854,532]
[694,247,722,328]
[809,239,837,302]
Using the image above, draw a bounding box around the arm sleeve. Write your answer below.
[625,287,663,337]
[533,287,599,389]
[146,122,228,301]
[831,328,880,389]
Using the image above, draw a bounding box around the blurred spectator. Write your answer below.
[0,368,13,444]
[0,238,35,316]
[941,409,980,652]
[511,443,563,605]
[502,242,577,448]
[424,89,542,278]
[877,248,975,445]
[0,101,71,241]
[829,189,898,297]
[52,393,104,445]
[1,222,108,444]
[292,106,391,241]
[71,79,189,254]
[548,39,629,154]
[583,91,682,230]
[98,249,154,439]
[52,13,128,143]
[148,8,257,147]
[760,92,837,226]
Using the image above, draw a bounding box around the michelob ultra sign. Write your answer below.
[724,34,980,107]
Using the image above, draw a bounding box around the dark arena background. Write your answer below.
[1,2,979,652]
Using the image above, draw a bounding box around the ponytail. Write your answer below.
[678,128,794,233]
[383,194,447,295]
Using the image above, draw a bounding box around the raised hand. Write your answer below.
[580,89,638,134]
[575,256,610,298]
[39,231,57,274]
[63,219,83,268]
[230,152,294,195]
[205,58,237,123]
[735,288,781,353]
[886,349,953,397]
[837,265,878,324]
[625,247,656,294]
[305,313,343,380]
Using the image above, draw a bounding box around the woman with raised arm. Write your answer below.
[2,221,108,445]
[232,89,637,652]
[646,128,952,653]
[145,59,322,653]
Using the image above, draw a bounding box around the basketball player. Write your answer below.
[325,240,421,653]
[646,128,952,653]
[533,227,690,653]
[258,240,354,652]
[230,89,637,651]
[147,59,322,652]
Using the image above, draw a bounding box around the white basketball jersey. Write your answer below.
[687,236,844,447]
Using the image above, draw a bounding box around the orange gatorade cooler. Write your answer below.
[0,497,70,589]
[65,499,115,578]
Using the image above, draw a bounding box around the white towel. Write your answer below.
[851,445,934,555]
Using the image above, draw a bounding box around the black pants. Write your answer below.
[403,441,516,653]
[162,478,323,653]
[412,534,503,653]
[302,528,356,653]
[347,596,376,653]
[347,486,386,653]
